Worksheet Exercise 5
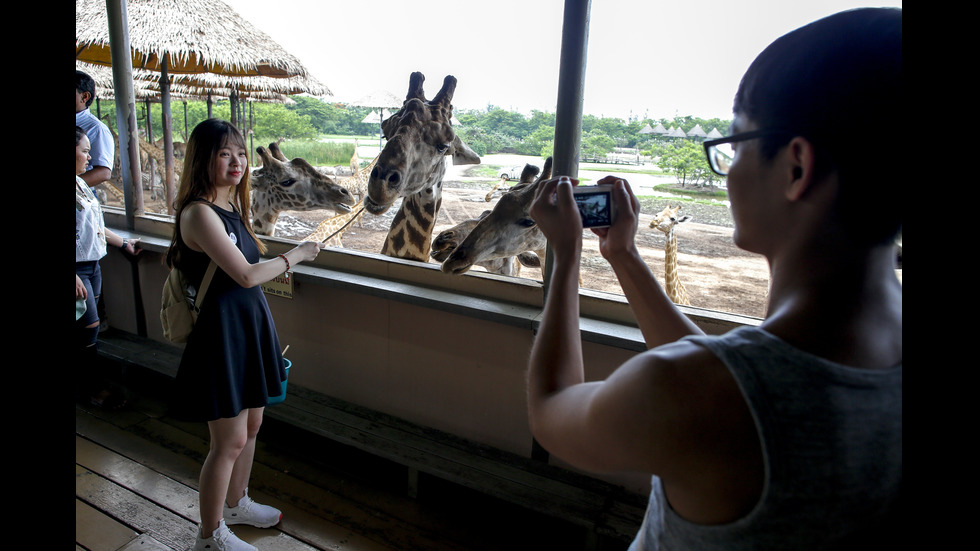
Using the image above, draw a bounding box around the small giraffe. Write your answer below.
[298,155,380,246]
[365,72,481,262]
[339,154,378,201]
[350,138,360,176]
[301,197,368,248]
[138,136,182,203]
[649,205,693,305]
[439,159,552,276]
[251,143,356,236]
[484,176,510,202]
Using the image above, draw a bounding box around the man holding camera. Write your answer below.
[524,8,901,549]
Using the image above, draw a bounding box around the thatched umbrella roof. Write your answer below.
[76,0,311,79]
[350,89,403,110]
[686,124,707,138]
[77,0,327,214]
[168,72,331,97]
[350,90,403,148]
[78,61,297,104]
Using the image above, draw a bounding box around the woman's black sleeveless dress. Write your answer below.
[172,202,285,421]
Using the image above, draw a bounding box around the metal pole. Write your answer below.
[105,0,147,337]
[544,0,591,293]
[249,102,256,167]
[161,56,176,215]
[530,0,591,464]
[552,0,590,178]
[105,0,144,222]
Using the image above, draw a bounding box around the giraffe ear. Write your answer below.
[450,134,481,166]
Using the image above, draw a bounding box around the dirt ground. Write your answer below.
[114,163,771,319]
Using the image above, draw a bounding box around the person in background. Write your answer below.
[526,8,901,550]
[75,70,114,188]
[167,119,322,551]
[76,126,139,409]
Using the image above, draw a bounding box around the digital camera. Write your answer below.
[570,182,616,228]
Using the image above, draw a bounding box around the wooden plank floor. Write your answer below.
[76,359,618,551]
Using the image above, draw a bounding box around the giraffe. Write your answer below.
[301,197,368,248]
[338,153,378,201]
[439,158,553,277]
[250,142,356,236]
[303,152,378,237]
[350,138,360,176]
[484,176,510,202]
[649,205,693,305]
[138,136,181,202]
[366,72,481,262]
[299,151,377,243]
[283,153,381,247]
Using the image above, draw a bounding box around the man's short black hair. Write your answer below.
[76,70,97,109]
[734,8,902,245]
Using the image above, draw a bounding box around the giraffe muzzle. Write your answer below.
[366,165,404,214]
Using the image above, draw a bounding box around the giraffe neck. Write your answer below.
[664,231,690,305]
[303,199,366,244]
[382,183,442,261]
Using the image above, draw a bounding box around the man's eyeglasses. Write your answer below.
[702,129,796,176]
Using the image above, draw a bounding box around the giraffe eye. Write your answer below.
[518,218,536,228]
[436,143,450,154]
[279,178,297,187]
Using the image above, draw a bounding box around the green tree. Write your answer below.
[251,103,317,140]
[581,131,616,158]
[482,107,529,139]
[657,139,719,187]
[520,125,556,157]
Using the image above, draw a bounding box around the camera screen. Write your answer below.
[574,190,612,228]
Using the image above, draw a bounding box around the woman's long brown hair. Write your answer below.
[165,119,265,269]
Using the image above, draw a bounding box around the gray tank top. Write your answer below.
[629,326,901,550]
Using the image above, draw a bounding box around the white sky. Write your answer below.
[222,0,901,121]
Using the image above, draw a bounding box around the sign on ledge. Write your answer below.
[262,271,293,299]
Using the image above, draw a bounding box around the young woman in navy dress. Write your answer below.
[167,119,321,551]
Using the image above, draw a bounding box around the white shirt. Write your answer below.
[76,175,107,262]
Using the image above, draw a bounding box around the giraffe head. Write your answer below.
[431,211,490,264]
[429,211,523,276]
[649,205,692,237]
[365,72,480,216]
[440,158,553,275]
[250,143,356,235]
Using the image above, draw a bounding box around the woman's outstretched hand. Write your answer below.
[295,241,322,262]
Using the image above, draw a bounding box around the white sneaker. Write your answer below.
[191,519,256,551]
[223,488,282,528]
